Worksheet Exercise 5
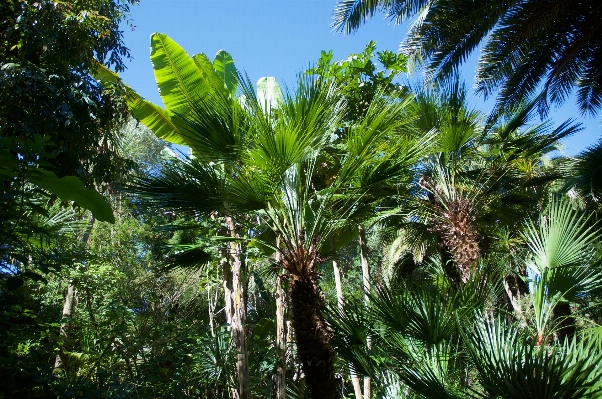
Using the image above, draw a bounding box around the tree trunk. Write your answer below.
[358,225,371,399]
[275,274,287,399]
[54,282,75,369]
[274,235,288,399]
[208,284,218,337]
[503,272,528,327]
[55,217,95,370]
[289,273,339,399]
[220,244,234,326]
[226,216,251,399]
[439,239,460,285]
[332,237,363,399]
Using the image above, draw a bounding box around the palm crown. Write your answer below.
[333,0,602,116]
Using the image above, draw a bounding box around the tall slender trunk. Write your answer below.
[503,272,528,327]
[275,275,287,399]
[274,236,287,399]
[226,216,251,399]
[331,237,362,399]
[358,225,371,399]
[54,282,75,369]
[208,284,218,337]
[220,244,234,326]
[55,217,95,370]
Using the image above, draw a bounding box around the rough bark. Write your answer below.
[275,275,287,399]
[226,216,251,399]
[437,199,480,283]
[289,274,339,399]
[503,273,528,327]
[358,225,371,399]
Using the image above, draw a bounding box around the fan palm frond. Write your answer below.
[464,314,602,399]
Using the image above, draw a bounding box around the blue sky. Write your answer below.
[119,0,600,155]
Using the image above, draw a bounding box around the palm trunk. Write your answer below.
[503,273,528,327]
[208,284,218,337]
[358,225,371,399]
[220,244,234,326]
[275,274,287,399]
[274,236,288,399]
[226,216,251,399]
[289,272,339,399]
[331,237,363,399]
[439,238,460,284]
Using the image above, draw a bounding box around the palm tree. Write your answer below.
[558,140,602,211]
[326,267,496,398]
[465,314,602,399]
[387,82,580,286]
[307,44,416,399]
[97,33,256,398]
[522,199,601,343]
[246,80,425,398]
[100,33,428,398]
[328,198,602,397]
[332,0,602,116]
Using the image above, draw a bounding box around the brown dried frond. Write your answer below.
[433,197,480,283]
[279,233,328,278]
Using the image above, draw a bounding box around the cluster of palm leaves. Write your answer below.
[95,31,602,398]
[333,0,602,116]
[329,198,602,398]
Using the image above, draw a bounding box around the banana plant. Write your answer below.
[0,151,114,223]
[95,33,257,398]
[96,32,432,398]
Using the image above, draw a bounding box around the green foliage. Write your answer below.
[465,315,602,398]
[307,41,408,121]
[1,0,139,288]
[523,199,601,338]
[0,0,137,186]
[333,0,602,116]
[4,9,602,398]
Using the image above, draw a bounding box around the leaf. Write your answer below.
[126,96,189,146]
[190,52,228,102]
[26,170,114,223]
[150,33,205,114]
[23,271,47,284]
[253,318,275,341]
[213,50,238,95]
[93,61,188,145]
[161,245,212,272]
[256,76,283,113]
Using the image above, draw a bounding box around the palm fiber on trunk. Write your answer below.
[289,275,339,399]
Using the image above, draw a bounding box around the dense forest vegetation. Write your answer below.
[1,0,602,398]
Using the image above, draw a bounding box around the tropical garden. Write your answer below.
[1,0,602,398]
